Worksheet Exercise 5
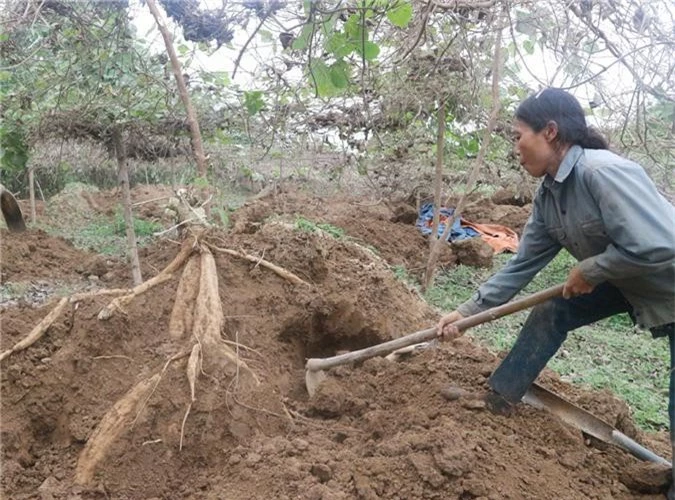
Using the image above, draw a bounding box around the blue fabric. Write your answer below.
[416,203,479,242]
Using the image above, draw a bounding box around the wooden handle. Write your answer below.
[305,284,564,372]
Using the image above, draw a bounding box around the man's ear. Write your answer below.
[544,121,559,142]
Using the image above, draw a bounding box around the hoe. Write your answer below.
[305,284,670,465]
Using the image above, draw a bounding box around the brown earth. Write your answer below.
[1,186,671,499]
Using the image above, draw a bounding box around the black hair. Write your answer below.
[515,88,609,150]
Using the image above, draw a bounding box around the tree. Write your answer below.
[1,0,188,284]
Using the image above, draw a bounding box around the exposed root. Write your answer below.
[92,355,134,362]
[0,287,136,362]
[132,350,192,428]
[193,245,259,384]
[181,345,200,449]
[0,297,69,362]
[70,288,130,303]
[169,254,200,340]
[187,343,200,402]
[207,241,311,287]
[179,402,192,451]
[74,373,161,486]
[98,239,195,320]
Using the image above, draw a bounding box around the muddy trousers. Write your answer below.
[488,283,675,482]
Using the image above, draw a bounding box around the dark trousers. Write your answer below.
[488,283,674,473]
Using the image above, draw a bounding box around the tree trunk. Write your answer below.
[112,128,143,286]
[422,21,505,292]
[430,101,446,246]
[28,167,36,224]
[146,0,210,214]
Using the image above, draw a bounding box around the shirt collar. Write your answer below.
[544,145,583,188]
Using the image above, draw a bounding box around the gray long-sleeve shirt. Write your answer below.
[457,145,675,331]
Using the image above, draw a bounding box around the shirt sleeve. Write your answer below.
[576,162,675,284]
[457,194,562,316]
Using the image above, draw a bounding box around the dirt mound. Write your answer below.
[229,189,458,273]
[1,230,104,283]
[0,229,126,309]
[1,194,670,499]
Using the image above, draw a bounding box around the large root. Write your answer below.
[193,245,258,384]
[74,374,161,486]
[0,297,69,362]
[169,254,200,340]
[98,239,195,320]
[0,289,131,363]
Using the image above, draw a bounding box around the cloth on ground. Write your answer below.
[416,203,479,241]
[416,203,519,254]
[462,220,519,254]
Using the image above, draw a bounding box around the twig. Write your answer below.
[92,355,134,362]
[179,402,192,451]
[153,218,197,237]
[207,242,311,287]
[230,392,289,421]
[232,10,271,80]
[222,339,264,358]
[132,196,170,207]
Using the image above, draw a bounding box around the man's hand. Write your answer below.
[563,266,595,299]
[437,310,465,341]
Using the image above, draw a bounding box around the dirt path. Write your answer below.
[1,188,670,499]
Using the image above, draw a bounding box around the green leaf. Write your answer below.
[244,90,265,115]
[344,14,364,41]
[329,61,349,88]
[325,32,354,57]
[292,24,314,50]
[387,1,413,28]
[212,71,230,86]
[523,39,534,55]
[361,41,380,60]
[177,44,189,56]
[309,60,339,97]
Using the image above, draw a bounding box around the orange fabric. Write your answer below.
[461,220,519,254]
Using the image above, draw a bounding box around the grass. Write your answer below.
[295,216,346,239]
[421,250,670,431]
[293,216,381,256]
[46,210,163,256]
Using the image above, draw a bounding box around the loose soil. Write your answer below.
[1,186,671,499]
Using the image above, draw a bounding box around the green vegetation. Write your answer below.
[422,251,670,431]
[46,211,162,256]
[295,216,345,239]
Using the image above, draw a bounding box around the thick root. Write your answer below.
[169,254,200,340]
[0,297,69,362]
[74,374,161,485]
[193,245,258,384]
[98,239,195,320]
